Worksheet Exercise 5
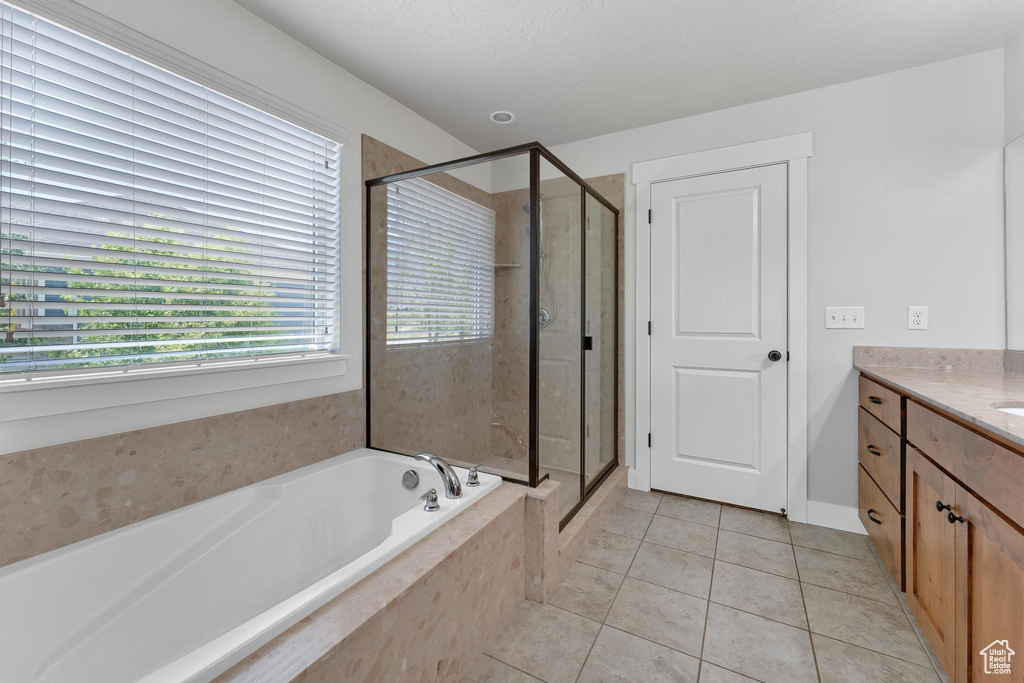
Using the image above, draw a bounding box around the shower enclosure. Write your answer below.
[365,143,619,525]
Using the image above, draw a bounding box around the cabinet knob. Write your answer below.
[866,508,883,525]
[936,500,951,512]
[868,396,883,405]
[947,511,966,524]
[866,445,881,456]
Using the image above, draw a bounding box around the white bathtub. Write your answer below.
[0,448,500,682]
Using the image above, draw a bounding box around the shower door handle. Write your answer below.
[583,336,594,351]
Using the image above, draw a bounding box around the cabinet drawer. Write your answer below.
[907,400,1024,530]
[859,375,901,434]
[858,465,903,588]
[858,407,902,511]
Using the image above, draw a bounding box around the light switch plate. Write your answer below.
[825,306,865,329]
[908,306,928,330]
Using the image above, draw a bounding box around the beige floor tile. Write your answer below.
[547,561,624,621]
[702,603,818,682]
[795,545,899,605]
[577,626,700,683]
[627,542,714,599]
[605,577,707,656]
[643,515,718,557]
[802,583,931,667]
[698,661,761,682]
[463,654,542,683]
[719,507,791,543]
[578,529,642,575]
[618,488,663,514]
[710,560,808,629]
[601,506,654,540]
[813,634,940,682]
[655,494,721,527]
[789,522,875,562]
[715,529,798,579]
[484,600,601,683]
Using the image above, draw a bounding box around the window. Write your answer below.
[0,2,341,375]
[385,177,494,346]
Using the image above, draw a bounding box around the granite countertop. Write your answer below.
[854,362,1024,449]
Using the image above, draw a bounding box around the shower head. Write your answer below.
[522,195,543,214]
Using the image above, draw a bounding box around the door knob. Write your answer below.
[768,350,783,362]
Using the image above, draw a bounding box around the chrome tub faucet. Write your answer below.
[413,453,463,499]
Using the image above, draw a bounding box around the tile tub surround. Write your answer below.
[524,466,626,602]
[854,348,1024,449]
[0,391,364,569]
[476,490,946,683]
[218,482,527,682]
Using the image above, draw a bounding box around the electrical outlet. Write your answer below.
[825,306,865,329]
[908,306,928,330]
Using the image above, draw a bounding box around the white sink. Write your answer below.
[994,403,1024,417]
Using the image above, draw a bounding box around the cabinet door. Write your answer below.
[954,487,1024,682]
[906,447,958,677]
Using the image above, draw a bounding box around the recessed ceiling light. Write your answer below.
[489,111,515,124]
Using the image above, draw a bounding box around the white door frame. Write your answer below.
[631,133,812,523]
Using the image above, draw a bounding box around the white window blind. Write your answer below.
[386,177,494,346]
[0,2,341,375]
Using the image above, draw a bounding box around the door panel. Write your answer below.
[906,447,958,677]
[674,188,760,337]
[650,164,788,512]
[955,487,1024,682]
[674,368,760,470]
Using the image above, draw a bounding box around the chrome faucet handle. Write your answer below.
[419,488,440,512]
[466,466,480,487]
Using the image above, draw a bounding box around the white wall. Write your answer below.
[1,0,487,453]
[1006,27,1024,144]
[519,50,1006,510]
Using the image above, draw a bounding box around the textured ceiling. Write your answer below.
[234,0,1024,151]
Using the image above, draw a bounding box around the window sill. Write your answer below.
[0,353,359,454]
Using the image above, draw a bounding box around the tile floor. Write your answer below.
[465,489,948,683]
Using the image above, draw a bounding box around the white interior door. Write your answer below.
[649,164,788,513]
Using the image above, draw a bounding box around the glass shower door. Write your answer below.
[584,192,617,488]
[536,158,583,517]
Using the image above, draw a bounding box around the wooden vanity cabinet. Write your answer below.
[954,488,1024,683]
[859,373,1024,683]
[905,447,958,677]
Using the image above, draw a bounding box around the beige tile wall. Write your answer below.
[0,391,364,568]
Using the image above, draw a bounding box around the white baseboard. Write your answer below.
[806,500,867,535]
[627,468,636,489]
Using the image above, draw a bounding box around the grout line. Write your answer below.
[795,577,904,608]
[811,633,943,676]
[482,653,545,682]
[865,537,947,679]
[718,525,792,545]
[636,536,716,561]
[711,553,799,581]
[573,502,659,683]
[699,660,766,683]
[790,535,823,683]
